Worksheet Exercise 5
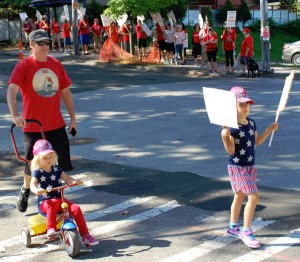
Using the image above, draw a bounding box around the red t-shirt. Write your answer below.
[204,34,218,51]
[8,56,72,132]
[78,19,90,35]
[51,21,60,34]
[23,22,33,34]
[62,23,71,38]
[39,20,49,32]
[221,31,236,51]
[110,26,119,43]
[121,25,130,42]
[240,35,253,57]
[192,31,200,44]
[92,24,102,36]
[136,24,146,39]
[156,23,165,41]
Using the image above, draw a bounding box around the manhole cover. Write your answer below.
[69,137,97,146]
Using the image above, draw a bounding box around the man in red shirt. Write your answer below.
[121,21,131,53]
[135,20,147,61]
[50,17,62,51]
[7,29,77,213]
[23,18,33,50]
[156,22,165,62]
[78,15,90,55]
[92,18,102,53]
[239,28,253,76]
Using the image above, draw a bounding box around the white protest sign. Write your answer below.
[36,10,42,21]
[19,12,28,21]
[226,11,236,28]
[60,11,66,22]
[101,14,112,27]
[203,87,238,129]
[63,5,69,20]
[269,70,295,146]
[142,22,151,37]
[117,14,128,26]
[167,10,176,24]
[137,15,145,22]
[198,13,204,29]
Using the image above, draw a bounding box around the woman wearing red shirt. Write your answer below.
[135,20,147,61]
[221,26,236,74]
[108,20,119,44]
[191,23,201,66]
[204,28,218,75]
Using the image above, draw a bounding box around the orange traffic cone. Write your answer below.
[19,37,23,60]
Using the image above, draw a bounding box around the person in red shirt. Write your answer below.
[7,29,77,213]
[191,23,201,66]
[78,15,90,55]
[156,22,165,62]
[135,20,147,61]
[23,18,33,50]
[92,18,102,53]
[222,26,236,74]
[239,28,253,76]
[121,21,131,53]
[204,27,218,75]
[39,15,49,32]
[50,17,62,51]
[62,19,71,54]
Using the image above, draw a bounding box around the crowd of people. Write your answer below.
[22,15,254,76]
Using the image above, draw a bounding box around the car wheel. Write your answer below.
[292,53,300,66]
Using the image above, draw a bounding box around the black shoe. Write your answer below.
[17,186,30,212]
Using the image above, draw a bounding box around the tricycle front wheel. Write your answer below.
[62,229,80,257]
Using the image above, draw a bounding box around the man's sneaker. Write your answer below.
[17,186,30,212]
[239,229,261,248]
[226,225,240,239]
[47,228,57,241]
[82,234,99,246]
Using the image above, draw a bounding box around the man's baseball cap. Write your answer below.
[29,29,51,42]
[33,139,55,156]
[243,28,250,34]
[230,86,254,104]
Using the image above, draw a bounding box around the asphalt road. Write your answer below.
[0,53,300,261]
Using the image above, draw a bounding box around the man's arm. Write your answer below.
[7,83,26,126]
[61,87,76,131]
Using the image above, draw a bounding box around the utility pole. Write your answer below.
[260,0,271,72]
[72,0,79,55]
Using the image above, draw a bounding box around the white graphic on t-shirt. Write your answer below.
[32,68,58,97]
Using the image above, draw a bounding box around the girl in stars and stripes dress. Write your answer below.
[221,86,278,249]
[30,139,99,245]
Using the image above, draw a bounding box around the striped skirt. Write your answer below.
[227,165,257,194]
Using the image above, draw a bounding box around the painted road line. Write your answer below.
[0,196,156,252]
[231,228,300,262]
[159,217,276,262]
[91,200,181,236]
[0,199,180,262]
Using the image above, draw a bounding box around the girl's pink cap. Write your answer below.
[33,139,55,156]
[230,86,254,104]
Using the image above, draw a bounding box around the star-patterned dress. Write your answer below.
[227,118,258,194]
[32,165,63,206]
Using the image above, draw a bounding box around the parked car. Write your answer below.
[282,40,300,66]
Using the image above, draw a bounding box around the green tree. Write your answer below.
[218,0,235,25]
[105,0,178,19]
[236,0,251,27]
[0,0,35,19]
[86,0,104,24]
[160,0,187,23]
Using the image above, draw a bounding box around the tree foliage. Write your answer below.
[104,0,178,19]
[160,0,187,23]
[86,0,104,24]
[218,0,235,24]
[236,0,251,26]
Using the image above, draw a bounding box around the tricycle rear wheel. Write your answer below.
[21,227,31,247]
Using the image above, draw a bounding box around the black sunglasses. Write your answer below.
[35,41,50,46]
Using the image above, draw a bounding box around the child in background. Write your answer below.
[221,86,278,249]
[174,24,186,65]
[30,139,99,245]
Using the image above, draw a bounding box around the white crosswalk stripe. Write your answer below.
[159,217,276,262]
[231,228,300,262]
